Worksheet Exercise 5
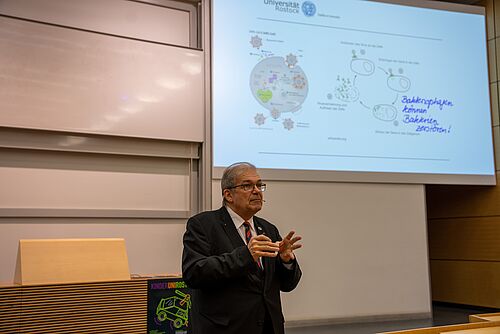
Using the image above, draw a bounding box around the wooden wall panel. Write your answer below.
[0,285,20,334]
[489,38,498,83]
[491,82,499,127]
[484,0,495,41]
[430,260,500,308]
[0,280,148,333]
[494,126,500,171]
[426,175,500,219]
[428,217,500,261]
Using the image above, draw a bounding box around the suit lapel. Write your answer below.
[220,207,265,287]
[219,207,267,286]
[254,219,266,238]
[218,206,245,249]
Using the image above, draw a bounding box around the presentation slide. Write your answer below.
[212,0,495,181]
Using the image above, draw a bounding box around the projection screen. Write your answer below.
[212,0,495,185]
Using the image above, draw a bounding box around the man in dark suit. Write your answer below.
[182,162,302,334]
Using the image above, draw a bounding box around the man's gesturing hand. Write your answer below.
[279,231,302,263]
[247,235,279,262]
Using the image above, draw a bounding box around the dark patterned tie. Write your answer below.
[243,221,252,244]
[244,221,262,270]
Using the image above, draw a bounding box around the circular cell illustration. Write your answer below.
[350,58,375,76]
[373,104,397,121]
[250,56,308,114]
[387,75,411,92]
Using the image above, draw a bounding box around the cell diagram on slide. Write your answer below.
[249,35,308,131]
[329,49,411,126]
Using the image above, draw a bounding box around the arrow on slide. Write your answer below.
[378,66,388,75]
[392,94,399,104]
[360,101,371,110]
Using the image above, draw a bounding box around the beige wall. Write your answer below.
[426,0,500,309]
[0,0,198,283]
[0,220,186,280]
[213,180,431,323]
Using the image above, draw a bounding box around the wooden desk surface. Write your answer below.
[470,314,500,323]
[444,327,500,334]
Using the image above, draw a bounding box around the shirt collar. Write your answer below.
[225,205,255,232]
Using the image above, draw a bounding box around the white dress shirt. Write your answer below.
[226,205,258,244]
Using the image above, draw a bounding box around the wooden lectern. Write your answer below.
[14,238,130,285]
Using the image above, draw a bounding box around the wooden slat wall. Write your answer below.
[0,280,147,333]
[425,0,500,309]
[430,261,500,307]
[428,217,500,261]
[0,286,21,334]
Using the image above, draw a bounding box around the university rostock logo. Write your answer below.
[301,1,316,17]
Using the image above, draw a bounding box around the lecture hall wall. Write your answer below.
[0,0,432,325]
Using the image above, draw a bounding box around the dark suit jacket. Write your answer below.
[182,206,302,334]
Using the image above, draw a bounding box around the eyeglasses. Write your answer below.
[227,183,267,192]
